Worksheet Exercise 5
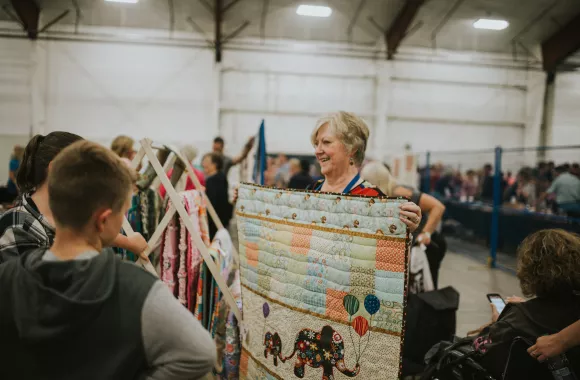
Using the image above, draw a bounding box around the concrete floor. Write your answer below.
[439,251,522,336]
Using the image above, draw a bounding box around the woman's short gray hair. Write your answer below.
[310,111,370,166]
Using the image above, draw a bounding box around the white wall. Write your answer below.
[0,38,32,184]
[552,71,580,146]
[220,49,377,157]
[0,30,549,183]
[550,71,580,164]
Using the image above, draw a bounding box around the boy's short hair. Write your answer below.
[48,141,136,229]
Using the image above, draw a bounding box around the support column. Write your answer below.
[29,40,47,137]
[539,72,556,161]
[523,70,547,165]
[372,60,393,161]
[213,61,222,137]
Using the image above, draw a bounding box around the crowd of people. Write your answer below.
[421,160,580,216]
[0,111,578,379]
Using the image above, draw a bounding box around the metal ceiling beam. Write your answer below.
[510,0,559,44]
[223,20,250,44]
[431,0,464,50]
[39,9,70,33]
[1,5,24,28]
[222,0,243,15]
[186,16,214,47]
[215,0,223,62]
[9,0,40,39]
[198,0,214,15]
[347,0,367,44]
[71,0,81,34]
[168,0,175,36]
[260,0,269,43]
[385,0,425,60]
[542,12,580,72]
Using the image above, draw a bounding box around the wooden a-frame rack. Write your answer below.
[122,138,242,322]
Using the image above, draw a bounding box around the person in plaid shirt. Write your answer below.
[0,132,149,263]
[0,193,56,262]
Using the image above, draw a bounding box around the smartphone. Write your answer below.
[487,293,506,314]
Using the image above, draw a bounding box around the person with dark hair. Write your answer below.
[288,159,313,190]
[0,145,24,204]
[480,163,494,201]
[0,132,148,262]
[212,135,255,176]
[0,141,216,380]
[469,229,580,379]
[202,152,232,239]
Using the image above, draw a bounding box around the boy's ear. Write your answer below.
[95,209,114,232]
[47,161,54,173]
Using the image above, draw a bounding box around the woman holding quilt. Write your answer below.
[308,111,422,232]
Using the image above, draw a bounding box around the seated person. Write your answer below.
[471,229,580,379]
[0,141,216,380]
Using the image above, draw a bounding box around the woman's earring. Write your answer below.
[349,157,354,166]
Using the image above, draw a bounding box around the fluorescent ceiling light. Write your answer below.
[296,5,332,18]
[105,0,139,3]
[473,18,509,30]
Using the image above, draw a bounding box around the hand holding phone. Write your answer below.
[487,293,506,315]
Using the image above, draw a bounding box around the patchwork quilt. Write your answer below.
[236,184,410,380]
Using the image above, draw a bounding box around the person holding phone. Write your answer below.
[467,230,580,379]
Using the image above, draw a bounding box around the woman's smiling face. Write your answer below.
[313,123,350,177]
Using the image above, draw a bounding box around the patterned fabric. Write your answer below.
[236,184,410,380]
[0,195,55,263]
[115,189,160,261]
[160,212,179,296]
[158,190,242,378]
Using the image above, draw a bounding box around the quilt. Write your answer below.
[236,184,410,380]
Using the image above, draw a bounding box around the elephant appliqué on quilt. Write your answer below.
[264,325,360,380]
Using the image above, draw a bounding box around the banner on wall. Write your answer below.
[391,152,418,189]
[252,120,267,185]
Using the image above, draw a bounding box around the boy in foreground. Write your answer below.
[0,141,216,380]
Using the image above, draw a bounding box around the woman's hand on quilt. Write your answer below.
[399,202,422,232]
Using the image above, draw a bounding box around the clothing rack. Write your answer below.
[123,138,242,323]
[150,143,240,265]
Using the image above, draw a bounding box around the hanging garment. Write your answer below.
[156,191,243,379]
[115,189,161,262]
[159,211,179,297]
[210,229,242,380]
[183,191,209,313]
[236,184,410,380]
[159,189,213,313]
[215,255,242,380]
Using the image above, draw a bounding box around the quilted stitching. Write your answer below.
[237,184,409,380]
